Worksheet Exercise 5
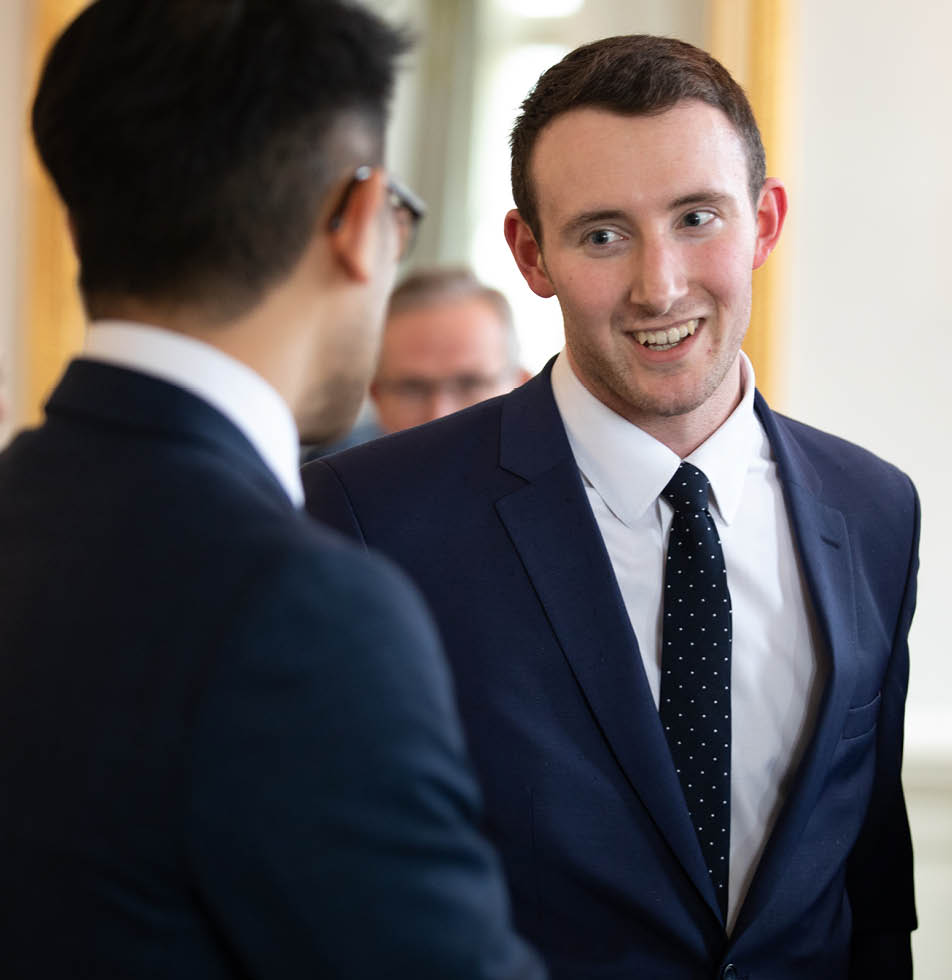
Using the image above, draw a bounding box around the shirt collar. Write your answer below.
[685,353,762,525]
[84,320,304,507]
[551,349,762,527]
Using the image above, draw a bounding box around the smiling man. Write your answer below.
[305,35,919,979]
[507,99,782,454]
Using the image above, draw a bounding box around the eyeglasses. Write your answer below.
[329,165,426,261]
[374,373,510,404]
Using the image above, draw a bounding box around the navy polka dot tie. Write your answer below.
[658,461,732,920]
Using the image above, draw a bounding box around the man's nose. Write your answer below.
[628,236,688,316]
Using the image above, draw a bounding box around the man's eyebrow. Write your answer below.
[668,191,735,211]
[560,192,738,237]
[560,209,628,237]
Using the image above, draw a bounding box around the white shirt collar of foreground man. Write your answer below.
[84,320,304,507]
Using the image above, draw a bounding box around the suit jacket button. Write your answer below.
[721,965,738,980]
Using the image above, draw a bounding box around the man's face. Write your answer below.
[509,100,782,434]
[371,296,518,432]
[297,165,406,444]
[297,253,398,445]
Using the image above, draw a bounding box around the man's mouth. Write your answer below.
[634,318,699,351]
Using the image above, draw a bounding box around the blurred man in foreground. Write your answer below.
[0,2,544,978]
[372,267,530,433]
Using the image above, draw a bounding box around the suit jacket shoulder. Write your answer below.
[0,362,544,980]
[759,395,917,513]
[756,393,919,620]
[303,372,565,537]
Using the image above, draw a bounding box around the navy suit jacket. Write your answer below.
[0,360,545,979]
[303,361,919,980]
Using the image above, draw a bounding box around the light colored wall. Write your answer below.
[789,0,951,761]
[789,4,952,974]
[363,0,427,193]
[0,0,26,448]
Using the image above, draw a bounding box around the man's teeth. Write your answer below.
[635,319,699,350]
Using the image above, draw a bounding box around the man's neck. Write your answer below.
[564,351,746,459]
[635,372,745,458]
[90,284,318,420]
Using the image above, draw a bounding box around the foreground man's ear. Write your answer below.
[752,178,788,270]
[328,168,388,284]
[504,209,556,299]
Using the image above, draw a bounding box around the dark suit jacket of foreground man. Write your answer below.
[0,360,542,979]
[304,360,919,980]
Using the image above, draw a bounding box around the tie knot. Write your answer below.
[662,461,710,512]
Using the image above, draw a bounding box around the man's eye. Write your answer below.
[682,210,716,228]
[586,229,623,246]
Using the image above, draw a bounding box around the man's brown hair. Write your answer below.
[510,34,766,242]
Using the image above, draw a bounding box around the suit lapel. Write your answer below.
[494,367,722,919]
[733,395,859,936]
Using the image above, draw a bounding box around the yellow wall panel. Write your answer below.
[20,0,88,424]
[709,0,795,407]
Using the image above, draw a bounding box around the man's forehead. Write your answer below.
[388,294,504,330]
[384,298,508,354]
[528,101,749,217]
[531,99,741,163]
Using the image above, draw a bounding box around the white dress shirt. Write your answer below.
[551,350,827,931]
[84,320,304,507]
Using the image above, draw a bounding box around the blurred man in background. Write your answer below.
[300,267,529,461]
[372,267,530,433]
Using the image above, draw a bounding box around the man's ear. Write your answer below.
[752,178,788,270]
[328,169,387,283]
[504,209,556,298]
